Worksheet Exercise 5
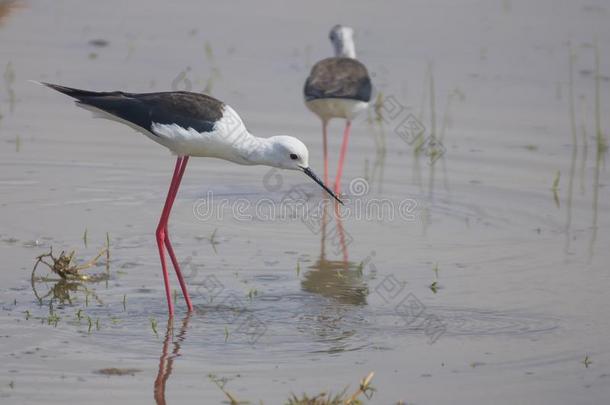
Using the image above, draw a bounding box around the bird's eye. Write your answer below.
[290,153,298,160]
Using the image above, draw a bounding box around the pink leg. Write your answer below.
[156,156,191,316]
[322,120,329,186]
[163,157,193,311]
[334,120,352,194]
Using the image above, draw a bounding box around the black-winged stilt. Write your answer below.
[304,25,372,193]
[37,82,342,316]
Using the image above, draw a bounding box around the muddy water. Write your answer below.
[1,0,609,403]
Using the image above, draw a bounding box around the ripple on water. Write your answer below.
[431,307,560,337]
[4,286,559,366]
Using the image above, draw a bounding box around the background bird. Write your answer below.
[37,82,342,316]
[304,24,372,194]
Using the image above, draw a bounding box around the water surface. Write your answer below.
[1,1,609,403]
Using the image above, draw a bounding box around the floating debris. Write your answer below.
[88,39,109,48]
[95,368,141,376]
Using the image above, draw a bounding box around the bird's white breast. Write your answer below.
[305,98,369,122]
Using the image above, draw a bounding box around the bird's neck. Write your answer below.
[238,135,277,166]
[333,40,357,59]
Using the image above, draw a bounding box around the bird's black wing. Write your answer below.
[304,57,372,102]
[41,83,225,134]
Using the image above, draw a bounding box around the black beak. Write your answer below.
[302,167,343,205]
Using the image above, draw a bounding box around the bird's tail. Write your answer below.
[32,81,121,100]
[33,81,156,133]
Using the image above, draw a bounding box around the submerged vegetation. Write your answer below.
[551,170,561,208]
[150,317,159,337]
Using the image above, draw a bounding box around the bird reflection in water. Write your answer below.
[301,200,369,306]
[154,314,191,405]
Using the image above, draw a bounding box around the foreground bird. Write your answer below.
[304,25,372,193]
[38,82,341,316]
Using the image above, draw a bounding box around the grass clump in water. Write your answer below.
[30,244,110,306]
[208,372,376,405]
[96,368,141,376]
[287,372,375,405]
[31,246,108,282]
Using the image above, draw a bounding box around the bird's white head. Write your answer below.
[265,135,342,204]
[329,24,356,59]
[267,135,310,170]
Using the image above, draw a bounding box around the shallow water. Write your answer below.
[1,0,609,403]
